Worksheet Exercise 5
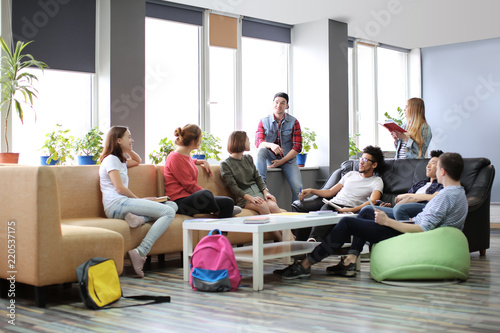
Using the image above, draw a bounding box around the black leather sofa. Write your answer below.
[292,158,495,255]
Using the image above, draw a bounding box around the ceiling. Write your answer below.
[170,0,500,49]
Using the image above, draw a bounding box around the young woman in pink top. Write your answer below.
[164,124,235,218]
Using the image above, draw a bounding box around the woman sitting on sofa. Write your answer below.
[164,124,237,218]
[99,126,178,278]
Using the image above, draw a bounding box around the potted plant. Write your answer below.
[297,127,318,167]
[149,137,175,165]
[40,124,74,165]
[74,127,104,165]
[384,106,404,126]
[349,134,362,159]
[0,37,47,163]
[192,131,222,161]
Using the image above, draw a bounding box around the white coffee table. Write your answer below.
[182,213,352,291]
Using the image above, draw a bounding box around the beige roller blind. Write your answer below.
[209,13,238,49]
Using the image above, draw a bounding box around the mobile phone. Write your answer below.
[367,197,377,211]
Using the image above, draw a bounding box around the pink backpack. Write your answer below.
[190,229,241,292]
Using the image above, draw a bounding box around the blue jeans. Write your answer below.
[256,147,303,202]
[106,198,178,257]
[358,203,426,221]
[307,216,402,264]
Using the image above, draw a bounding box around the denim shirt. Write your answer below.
[395,122,432,159]
[261,113,297,157]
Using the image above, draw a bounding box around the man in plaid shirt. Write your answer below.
[255,92,303,203]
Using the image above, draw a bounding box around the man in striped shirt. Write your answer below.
[255,92,303,202]
[274,152,468,279]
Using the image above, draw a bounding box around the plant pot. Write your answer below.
[0,152,20,164]
[297,153,307,167]
[192,154,206,160]
[40,156,59,165]
[78,155,97,165]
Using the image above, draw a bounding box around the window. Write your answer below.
[12,69,93,165]
[349,40,411,153]
[241,37,289,155]
[145,18,201,162]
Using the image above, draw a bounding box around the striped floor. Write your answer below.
[1,230,500,332]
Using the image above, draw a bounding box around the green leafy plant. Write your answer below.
[194,131,222,161]
[149,137,175,165]
[74,127,104,162]
[40,124,74,165]
[349,134,361,158]
[384,106,404,127]
[0,37,47,152]
[301,127,318,154]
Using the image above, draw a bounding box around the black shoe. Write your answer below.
[273,262,311,280]
[326,258,356,277]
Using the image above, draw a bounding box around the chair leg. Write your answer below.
[480,249,486,256]
[0,279,8,298]
[34,286,47,308]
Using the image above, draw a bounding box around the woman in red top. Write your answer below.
[164,124,235,218]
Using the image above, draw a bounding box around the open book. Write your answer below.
[377,120,405,133]
[154,196,170,203]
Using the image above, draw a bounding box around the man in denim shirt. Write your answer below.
[255,92,303,202]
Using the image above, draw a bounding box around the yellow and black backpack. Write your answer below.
[76,257,170,310]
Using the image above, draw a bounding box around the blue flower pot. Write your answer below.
[40,156,59,165]
[192,154,206,160]
[78,155,97,165]
[297,153,307,167]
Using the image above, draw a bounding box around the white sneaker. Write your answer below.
[307,238,317,243]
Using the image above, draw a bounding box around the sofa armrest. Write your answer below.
[466,164,495,212]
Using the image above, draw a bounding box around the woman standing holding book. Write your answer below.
[392,98,432,159]
[99,126,178,278]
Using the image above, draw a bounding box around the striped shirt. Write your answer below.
[413,185,468,231]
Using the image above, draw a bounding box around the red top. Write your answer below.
[164,151,203,201]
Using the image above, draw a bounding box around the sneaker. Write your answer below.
[128,249,146,278]
[125,213,145,229]
[233,206,242,216]
[273,262,311,280]
[326,257,357,277]
[306,238,317,242]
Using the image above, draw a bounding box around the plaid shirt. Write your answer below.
[255,115,302,155]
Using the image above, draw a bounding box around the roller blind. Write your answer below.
[242,17,291,44]
[12,0,96,73]
[209,13,238,49]
[146,0,203,26]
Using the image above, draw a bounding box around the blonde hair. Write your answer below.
[405,98,428,158]
[174,124,202,147]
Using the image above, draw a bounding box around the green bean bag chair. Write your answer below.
[370,227,470,282]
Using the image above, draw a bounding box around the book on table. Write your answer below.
[377,120,405,133]
[243,216,271,224]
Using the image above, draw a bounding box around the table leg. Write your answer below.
[252,232,264,291]
[183,228,194,282]
[281,228,293,264]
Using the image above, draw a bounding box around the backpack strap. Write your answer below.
[208,229,222,236]
[98,295,171,310]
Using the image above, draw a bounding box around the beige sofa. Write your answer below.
[0,163,269,307]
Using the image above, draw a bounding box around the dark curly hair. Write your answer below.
[362,145,385,171]
[430,150,444,158]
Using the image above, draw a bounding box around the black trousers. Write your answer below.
[175,189,234,218]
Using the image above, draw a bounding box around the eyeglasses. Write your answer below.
[359,157,375,164]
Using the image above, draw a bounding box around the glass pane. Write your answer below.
[12,69,92,165]
[241,37,289,156]
[377,48,407,151]
[145,18,200,163]
[208,46,236,161]
[356,44,376,151]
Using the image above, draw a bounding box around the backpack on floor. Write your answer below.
[76,257,171,310]
[190,229,241,292]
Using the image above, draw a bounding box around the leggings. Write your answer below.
[307,216,402,264]
[175,189,234,218]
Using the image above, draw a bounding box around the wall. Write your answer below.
[292,19,349,179]
[422,37,500,202]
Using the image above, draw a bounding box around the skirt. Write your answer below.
[238,184,264,207]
